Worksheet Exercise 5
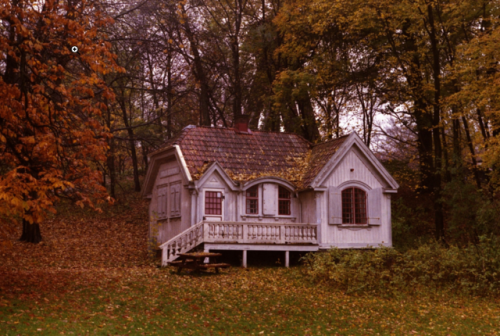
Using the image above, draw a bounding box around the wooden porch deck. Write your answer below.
[160,221,318,266]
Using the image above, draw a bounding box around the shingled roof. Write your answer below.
[302,136,349,187]
[160,126,348,189]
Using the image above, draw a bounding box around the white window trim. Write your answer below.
[202,188,225,218]
[240,184,296,220]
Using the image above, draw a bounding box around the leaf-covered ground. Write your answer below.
[1,191,500,335]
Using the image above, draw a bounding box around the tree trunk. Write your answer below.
[427,4,445,243]
[296,94,320,142]
[167,52,173,139]
[180,4,211,126]
[461,116,482,189]
[231,1,243,122]
[414,104,434,193]
[128,129,141,192]
[107,138,116,199]
[141,140,149,172]
[117,96,141,192]
[19,219,42,244]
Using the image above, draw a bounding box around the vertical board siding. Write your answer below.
[197,171,232,222]
[324,148,386,246]
[325,149,383,189]
[299,191,316,224]
[150,159,191,246]
[333,227,381,244]
[262,183,277,215]
[367,188,382,225]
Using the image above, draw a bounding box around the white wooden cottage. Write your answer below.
[142,119,399,267]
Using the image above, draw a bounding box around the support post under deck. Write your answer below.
[285,251,289,268]
[242,250,247,268]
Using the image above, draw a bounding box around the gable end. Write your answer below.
[311,133,399,190]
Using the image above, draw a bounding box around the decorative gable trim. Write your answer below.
[243,176,296,191]
[141,148,178,198]
[195,161,238,191]
[310,133,399,190]
[174,145,192,182]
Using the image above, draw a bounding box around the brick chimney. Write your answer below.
[234,114,251,134]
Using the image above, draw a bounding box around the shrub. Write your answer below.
[302,236,500,297]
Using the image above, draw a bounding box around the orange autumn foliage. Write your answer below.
[0,0,124,227]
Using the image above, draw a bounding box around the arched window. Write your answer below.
[341,188,367,224]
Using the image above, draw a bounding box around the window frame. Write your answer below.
[341,187,367,225]
[278,186,291,216]
[245,185,259,214]
[204,190,223,216]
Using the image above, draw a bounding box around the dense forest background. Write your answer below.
[2,0,500,248]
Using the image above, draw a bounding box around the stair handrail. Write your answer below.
[159,221,204,265]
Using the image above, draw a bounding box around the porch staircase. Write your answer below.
[159,221,318,266]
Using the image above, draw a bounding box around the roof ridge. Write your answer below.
[311,134,350,147]
[194,125,312,143]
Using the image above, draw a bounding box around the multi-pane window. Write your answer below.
[278,186,291,215]
[246,186,258,214]
[341,188,367,224]
[205,191,222,215]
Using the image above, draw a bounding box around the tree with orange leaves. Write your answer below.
[0,0,123,243]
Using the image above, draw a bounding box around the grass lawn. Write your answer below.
[1,189,499,335]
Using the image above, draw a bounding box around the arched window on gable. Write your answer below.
[341,188,367,224]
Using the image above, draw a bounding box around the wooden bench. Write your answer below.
[197,263,231,273]
[168,253,230,274]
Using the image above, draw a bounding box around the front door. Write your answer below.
[204,190,224,221]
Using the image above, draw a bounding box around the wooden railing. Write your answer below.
[160,222,204,266]
[160,221,317,265]
[204,222,317,245]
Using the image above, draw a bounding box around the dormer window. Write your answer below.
[342,187,367,224]
[278,186,291,215]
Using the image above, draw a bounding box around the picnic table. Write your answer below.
[168,252,230,274]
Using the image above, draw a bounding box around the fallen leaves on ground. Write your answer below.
[0,190,500,335]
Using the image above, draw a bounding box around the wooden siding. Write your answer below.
[197,171,233,223]
[322,147,392,247]
[324,148,384,189]
[149,160,191,246]
[150,142,393,249]
[299,190,316,224]
[197,172,302,227]
[262,183,277,215]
